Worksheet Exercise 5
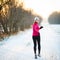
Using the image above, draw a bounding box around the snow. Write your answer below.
[0,23,60,60]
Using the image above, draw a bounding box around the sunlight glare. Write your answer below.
[23,0,60,19]
[18,0,60,19]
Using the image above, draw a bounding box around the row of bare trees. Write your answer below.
[0,0,42,36]
[48,11,60,24]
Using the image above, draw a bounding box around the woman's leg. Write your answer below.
[37,36,41,55]
[32,36,37,55]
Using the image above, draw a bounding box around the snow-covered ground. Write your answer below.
[0,23,60,60]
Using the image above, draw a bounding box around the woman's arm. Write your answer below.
[34,25,40,32]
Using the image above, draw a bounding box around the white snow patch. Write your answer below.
[0,24,60,60]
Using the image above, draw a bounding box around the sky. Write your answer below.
[18,0,60,19]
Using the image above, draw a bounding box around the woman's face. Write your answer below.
[35,19,39,23]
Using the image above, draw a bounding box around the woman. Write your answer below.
[32,17,43,59]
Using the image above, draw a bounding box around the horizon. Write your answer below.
[18,0,60,19]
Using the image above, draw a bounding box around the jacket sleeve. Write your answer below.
[34,25,40,32]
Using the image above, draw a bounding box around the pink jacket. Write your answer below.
[32,22,40,36]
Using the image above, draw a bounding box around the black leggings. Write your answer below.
[32,36,41,55]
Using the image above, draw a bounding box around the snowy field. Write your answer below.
[0,23,60,60]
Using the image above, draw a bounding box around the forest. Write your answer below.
[0,0,42,40]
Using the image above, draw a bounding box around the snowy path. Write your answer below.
[0,24,60,60]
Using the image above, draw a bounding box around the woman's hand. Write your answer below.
[40,26,43,29]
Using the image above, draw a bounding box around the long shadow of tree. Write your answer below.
[48,11,60,24]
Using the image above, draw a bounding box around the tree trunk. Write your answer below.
[2,23,8,34]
